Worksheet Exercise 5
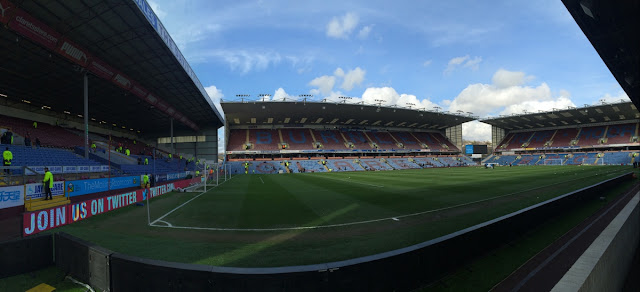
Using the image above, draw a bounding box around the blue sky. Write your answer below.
[147,0,628,143]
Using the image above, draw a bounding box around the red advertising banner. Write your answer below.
[156,101,168,111]
[145,93,158,105]
[56,38,90,67]
[0,0,16,24]
[131,83,149,99]
[111,70,133,91]
[23,179,194,236]
[9,8,60,50]
[87,56,116,80]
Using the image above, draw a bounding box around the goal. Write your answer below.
[543,159,564,165]
[581,158,604,165]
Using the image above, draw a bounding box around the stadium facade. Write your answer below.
[482,100,640,165]
[222,100,477,173]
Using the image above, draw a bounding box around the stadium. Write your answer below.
[0,0,639,291]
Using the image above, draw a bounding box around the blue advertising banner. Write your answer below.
[65,176,140,197]
[0,185,24,209]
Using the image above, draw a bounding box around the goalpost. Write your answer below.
[581,158,604,165]
[543,159,564,165]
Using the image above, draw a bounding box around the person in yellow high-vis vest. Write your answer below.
[43,167,54,200]
[3,147,12,175]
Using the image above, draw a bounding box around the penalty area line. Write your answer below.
[150,175,236,226]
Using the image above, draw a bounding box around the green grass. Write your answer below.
[0,266,86,292]
[52,165,632,268]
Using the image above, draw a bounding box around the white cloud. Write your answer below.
[361,87,437,109]
[462,121,492,142]
[444,55,482,75]
[308,75,336,95]
[326,13,359,39]
[341,67,366,91]
[447,69,575,118]
[422,60,432,67]
[593,92,630,105]
[309,67,366,94]
[358,25,373,39]
[492,69,534,88]
[271,88,295,101]
[204,85,224,114]
[197,50,282,74]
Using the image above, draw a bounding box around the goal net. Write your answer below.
[543,159,564,165]
[581,158,604,165]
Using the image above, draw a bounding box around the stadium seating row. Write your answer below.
[496,123,638,151]
[227,129,460,152]
[226,156,476,174]
[489,151,636,166]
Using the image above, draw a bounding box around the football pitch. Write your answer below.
[55,165,631,268]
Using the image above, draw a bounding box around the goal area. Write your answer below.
[543,159,564,165]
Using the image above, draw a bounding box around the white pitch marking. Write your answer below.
[308,174,384,188]
[157,220,173,227]
[259,176,264,184]
[392,218,399,221]
[150,175,236,226]
[150,169,626,232]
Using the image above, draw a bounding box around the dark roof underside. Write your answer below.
[481,101,639,131]
[0,0,223,136]
[222,102,474,130]
[563,0,640,109]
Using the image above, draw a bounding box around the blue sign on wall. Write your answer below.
[66,176,140,197]
[465,145,474,154]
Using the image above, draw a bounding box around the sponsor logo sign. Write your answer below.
[0,0,16,24]
[87,56,115,80]
[24,180,189,236]
[9,8,60,50]
[0,185,24,209]
[65,176,140,197]
[57,38,89,67]
[26,181,65,200]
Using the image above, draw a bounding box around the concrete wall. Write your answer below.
[552,193,640,292]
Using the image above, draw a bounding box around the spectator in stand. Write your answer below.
[33,121,37,129]
[5,129,13,144]
[35,137,41,148]
[144,157,149,165]
[91,142,97,152]
[43,167,53,200]
[125,148,130,156]
[137,157,142,165]
[24,133,31,147]
[3,147,12,175]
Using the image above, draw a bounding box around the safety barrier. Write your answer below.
[0,234,53,278]
[1,172,633,291]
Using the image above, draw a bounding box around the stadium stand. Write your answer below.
[548,128,580,147]
[603,123,637,144]
[281,129,314,150]
[312,130,347,150]
[288,160,327,173]
[248,129,281,151]
[0,115,84,149]
[367,131,400,150]
[326,159,364,172]
[227,129,248,151]
[575,125,606,147]
[6,145,101,168]
[526,130,555,148]
[342,130,373,150]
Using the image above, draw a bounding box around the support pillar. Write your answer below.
[84,73,89,159]
[170,118,174,154]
